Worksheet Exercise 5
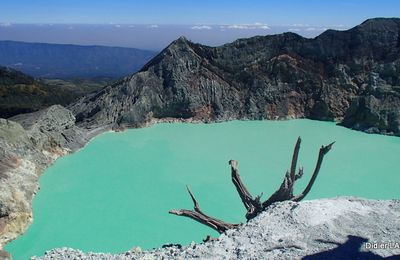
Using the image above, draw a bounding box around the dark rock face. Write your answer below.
[70,18,400,136]
[341,88,400,134]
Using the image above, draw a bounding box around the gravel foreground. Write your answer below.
[31,197,400,260]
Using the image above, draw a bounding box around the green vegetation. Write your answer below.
[0,67,108,118]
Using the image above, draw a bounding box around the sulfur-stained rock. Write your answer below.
[71,18,400,136]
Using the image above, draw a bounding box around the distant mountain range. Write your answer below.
[71,18,400,136]
[0,41,156,79]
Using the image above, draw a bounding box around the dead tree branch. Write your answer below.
[170,137,334,235]
[291,141,335,202]
[262,138,334,208]
[229,160,263,220]
[169,186,239,233]
[262,137,302,207]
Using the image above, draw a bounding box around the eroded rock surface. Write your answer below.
[71,18,400,136]
[0,105,94,250]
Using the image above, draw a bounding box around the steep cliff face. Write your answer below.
[0,105,90,249]
[71,18,400,135]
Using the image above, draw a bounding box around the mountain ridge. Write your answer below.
[71,18,400,136]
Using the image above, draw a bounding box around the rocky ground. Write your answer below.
[0,105,107,255]
[32,197,400,260]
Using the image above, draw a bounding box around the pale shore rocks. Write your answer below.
[32,197,400,260]
[0,105,95,252]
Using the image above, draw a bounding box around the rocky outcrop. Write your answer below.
[33,197,400,259]
[341,87,400,134]
[71,18,400,136]
[0,105,95,250]
[9,105,90,152]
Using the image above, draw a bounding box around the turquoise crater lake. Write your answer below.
[6,120,400,259]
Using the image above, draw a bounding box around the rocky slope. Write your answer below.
[71,18,400,136]
[33,197,400,259]
[0,105,97,255]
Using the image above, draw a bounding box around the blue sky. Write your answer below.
[0,1,399,50]
[0,0,399,25]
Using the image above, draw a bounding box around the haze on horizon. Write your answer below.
[0,0,399,50]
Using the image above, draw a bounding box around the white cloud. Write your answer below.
[288,23,347,32]
[147,24,159,28]
[128,25,135,28]
[305,27,328,31]
[290,23,310,27]
[332,25,349,31]
[286,26,328,33]
[114,24,121,28]
[191,25,212,30]
[220,22,270,30]
[0,22,12,27]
